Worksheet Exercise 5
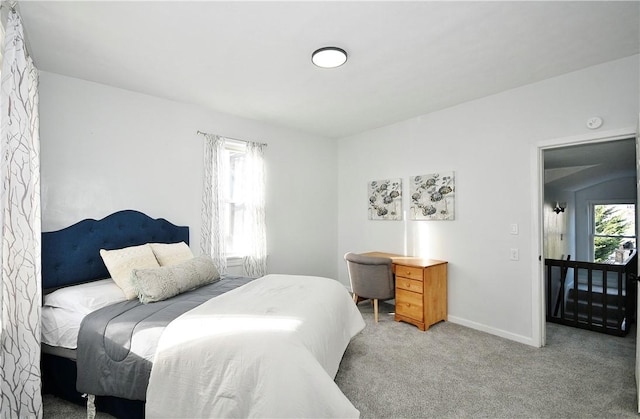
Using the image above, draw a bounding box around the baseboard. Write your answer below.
[447,315,538,347]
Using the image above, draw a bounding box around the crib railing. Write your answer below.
[545,250,637,336]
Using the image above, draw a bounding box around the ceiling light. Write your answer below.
[311,47,347,68]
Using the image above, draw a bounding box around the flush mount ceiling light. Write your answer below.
[311,47,347,68]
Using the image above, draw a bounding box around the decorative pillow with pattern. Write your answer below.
[100,244,160,300]
[149,241,194,266]
[131,255,220,304]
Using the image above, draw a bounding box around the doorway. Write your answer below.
[536,131,637,346]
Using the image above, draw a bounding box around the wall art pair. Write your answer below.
[368,172,455,221]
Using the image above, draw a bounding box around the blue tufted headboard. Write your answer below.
[42,210,189,291]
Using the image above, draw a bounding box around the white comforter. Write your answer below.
[146,274,365,418]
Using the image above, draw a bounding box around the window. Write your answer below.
[202,133,266,277]
[592,203,636,263]
[223,140,248,258]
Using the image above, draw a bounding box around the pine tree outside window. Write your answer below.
[592,203,636,263]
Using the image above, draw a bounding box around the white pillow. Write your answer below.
[43,278,126,315]
[149,242,194,266]
[100,244,160,300]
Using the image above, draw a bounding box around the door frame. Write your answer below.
[532,126,637,347]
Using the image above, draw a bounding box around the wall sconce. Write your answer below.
[553,202,566,214]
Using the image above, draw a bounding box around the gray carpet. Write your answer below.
[43,302,637,418]
[336,302,637,418]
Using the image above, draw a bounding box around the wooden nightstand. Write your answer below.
[363,252,448,331]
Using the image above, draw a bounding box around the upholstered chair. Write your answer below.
[344,252,395,323]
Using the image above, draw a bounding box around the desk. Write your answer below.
[364,252,448,331]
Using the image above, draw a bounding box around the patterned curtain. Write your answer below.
[201,134,228,274]
[201,135,267,278]
[241,142,267,277]
[0,9,42,419]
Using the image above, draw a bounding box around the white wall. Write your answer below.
[337,55,639,345]
[40,54,639,346]
[543,185,573,260]
[39,71,338,279]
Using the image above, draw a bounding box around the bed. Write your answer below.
[41,209,365,418]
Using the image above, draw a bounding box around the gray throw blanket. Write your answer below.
[76,276,253,401]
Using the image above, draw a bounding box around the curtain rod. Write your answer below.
[197,130,267,147]
[0,1,17,12]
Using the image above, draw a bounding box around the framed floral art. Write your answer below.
[410,172,455,220]
[368,178,402,220]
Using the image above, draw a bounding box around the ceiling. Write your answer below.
[16,1,640,139]
[544,138,637,192]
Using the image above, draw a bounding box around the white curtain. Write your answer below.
[201,135,267,278]
[201,134,228,274]
[0,9,42,419]
[241,141,267,277]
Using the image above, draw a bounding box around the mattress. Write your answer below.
[41,278,127,349]
[41,306,86,349]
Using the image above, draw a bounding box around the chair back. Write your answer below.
[344,252,394,300]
